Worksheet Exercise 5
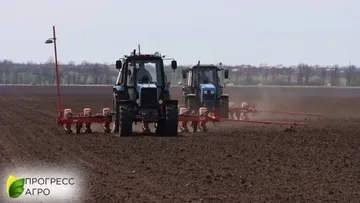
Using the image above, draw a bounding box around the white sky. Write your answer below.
[1,0,359,66]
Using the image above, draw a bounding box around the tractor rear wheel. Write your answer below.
[156,104,178,136]
[118,103,133,136]
[186,96,197,111]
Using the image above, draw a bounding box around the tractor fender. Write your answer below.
[216,94,229,107]
[186,94,196,99]
[113,87,128,101]
[162,91,171,100]
[164,99,178,106]
[217,94,229,99]
[113,85,124,92]
[117,100,135,106]
[116,100,135,116]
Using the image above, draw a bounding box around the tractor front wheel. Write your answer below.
[156,104,178,136]
[113,102,120,133]
[118,103,133,137]
[217,97,229,118]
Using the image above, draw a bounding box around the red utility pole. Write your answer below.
[47,26,62,117]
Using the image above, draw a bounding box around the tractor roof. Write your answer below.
[125,54,162,60]
[190,64,221,71]
[123,51,164,61]
[192,64,217,68]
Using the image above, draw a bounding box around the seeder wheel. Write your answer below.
[199,122,208,132]
[191,121,198,133]
[285,125,297,132]
[75,123,82,134]
[240,112,249,120]
[63,109,73,134]
[83,108,92,133]
[189,110,198,133]
[103,123,111,134]
[84,123,92,133]
[64,123,72,134]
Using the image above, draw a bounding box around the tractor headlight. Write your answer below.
[210,90,215,94]
[159,99,163,104]
[136,99,140,104]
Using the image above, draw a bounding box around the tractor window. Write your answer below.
[127,63,135,86]
[128,60,163,86]
[116,67,125,85]
[192,70,198,87]
[116,70,121,85]
[200,68,217,84]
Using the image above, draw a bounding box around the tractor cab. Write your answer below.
[116,54,164,103]
[181,62,229,118]
[115,50,177,103]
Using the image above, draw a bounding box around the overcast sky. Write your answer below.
[1,0,359,66]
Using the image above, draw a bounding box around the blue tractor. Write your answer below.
[112,49,179,136]
[181,61,230,120]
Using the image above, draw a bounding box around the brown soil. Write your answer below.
[0,87,360,203]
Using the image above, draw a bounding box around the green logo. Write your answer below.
[6,175,25,198]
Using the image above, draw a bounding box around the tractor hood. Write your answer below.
[137,83,157,92]
[200,84,216,90]
[200,83,216,103]
[137,83,158,108]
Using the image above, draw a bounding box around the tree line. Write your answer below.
[0,59,359,86]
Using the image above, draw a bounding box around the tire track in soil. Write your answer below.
[2,96,181,202]
[0,97,81,176]
[0,97,48,168]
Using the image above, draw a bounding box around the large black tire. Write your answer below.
[216,97,229,118]
[156,104,178,136]
[113,98,119,133]
[118,104,133,136]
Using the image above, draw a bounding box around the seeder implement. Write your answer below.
[47,26,116,135]
[178,106,310,133]
[57,108,113,134]
[228,102,323,121]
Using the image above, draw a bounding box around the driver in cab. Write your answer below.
[137,62,153,83]
[201,73,211,84]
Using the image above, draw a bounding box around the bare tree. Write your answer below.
[0,60,356,86]
[303,64,311,85]
[346,65,356,86]
[330,66,340,86]
[320,68,327,86]
[297,64,304,85]
[287,67,293,85]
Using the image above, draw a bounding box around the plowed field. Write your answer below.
[1,86,360,203]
